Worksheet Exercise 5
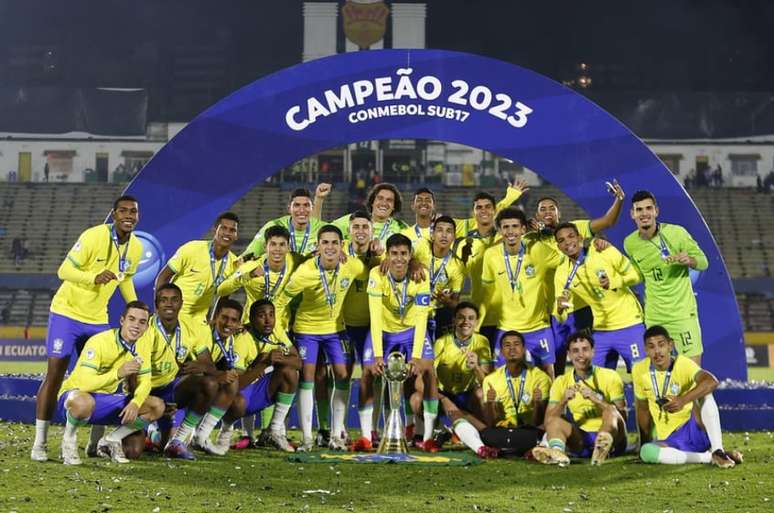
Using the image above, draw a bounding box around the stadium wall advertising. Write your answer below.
[115,49,747,380]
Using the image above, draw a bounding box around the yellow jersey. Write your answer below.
[367,267,431,359]
[633,355,702,440]
[59,328,152,408]
[413,240,467,311]
[51,224,143,324]
[342,241,379,327]
[146,315,211,389]
[434,333,492,394]
[553,244,643,330]
[217,252,300,326]
[232,328,293,373]
[452,186,523,240]
[548,366,625,432]
[481,239,561,332]
[167,240,239,322]
[482,365,551,428]
[275,256,366,335]
[401,224,433,248]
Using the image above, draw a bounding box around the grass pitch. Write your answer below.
[0,424,772,513]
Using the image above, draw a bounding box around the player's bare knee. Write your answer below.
[229,395,246,418]
[143,396,165,420]
[281,364,299,385]
[67,393,95,419]
[199,376,219,401]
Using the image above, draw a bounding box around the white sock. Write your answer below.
[89,425,105,446]
[105,417,147,443]
[242,415,255,439]
[197,412,222,442]
[219,423,234,440]
[358,404,374,438]
[299,385,314,440]
[63,422,78,441]
[423,411,437,442]
[331,383,350,440]
[270,403,292,433]
[658,447,712,464]
[700,394,724,452]
[34,419,50,447]
[454,420,484,453]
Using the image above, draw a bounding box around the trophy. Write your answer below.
[377,352,410,454]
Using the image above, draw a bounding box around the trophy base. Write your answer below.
[377,437,409,455]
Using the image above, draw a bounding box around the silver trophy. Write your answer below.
[377,352,410,454]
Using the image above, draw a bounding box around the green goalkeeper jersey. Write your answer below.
[623,223,708,324]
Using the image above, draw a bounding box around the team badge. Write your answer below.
[368,278,376,289]
[341,278,351,289]
[364,348,373,361]
[299,346,307,359]
[72,241,82,252]
[525,264,536,277]
[52,338,64,353]
[86,348,96,360]
[670,383,680,395]
[522,393,531,403]
[176,347,188,360]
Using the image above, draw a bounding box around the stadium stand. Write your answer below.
[0,183,772,328]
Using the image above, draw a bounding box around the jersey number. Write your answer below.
[652,268,663,282]
[630,343,641,359]
[679,331,693,346]
[538,338,550,353]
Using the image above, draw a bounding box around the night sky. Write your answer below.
[0,0,772,120]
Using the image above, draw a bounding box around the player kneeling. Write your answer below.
[635,326,742,468]
[532,333,627,466]
[57,301,164,464]
[210,299,301,454]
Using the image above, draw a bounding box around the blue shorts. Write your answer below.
[295,332,351,366]
[592,324,646,371]
[57,390,130,425]
[440,389,472,411]
[569,428,626,459]
[551,307,594,353]
[658,415,710,453]
[151,377,182,404]
[346,325,370,364]
[494,325,555,366]
[46,312,108,363]
[362,328,434,364]
[480,325,499,355]
[242,372,274,416]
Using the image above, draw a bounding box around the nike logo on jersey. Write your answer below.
[96,258,106,262]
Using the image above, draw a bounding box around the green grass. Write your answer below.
[0,424,772,513]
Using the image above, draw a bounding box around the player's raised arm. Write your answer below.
[312,182,332,219]
[590,179,626,234]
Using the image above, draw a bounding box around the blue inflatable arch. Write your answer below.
[120,49,745,380]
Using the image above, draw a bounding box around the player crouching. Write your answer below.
[532,333,627,466]
[209,300,301,454]
[57,301,164,464]
[635,326,742,468]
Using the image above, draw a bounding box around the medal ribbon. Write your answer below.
[209,242,227,289]
[155,316,182,361]
[317,256,340,317]
[377,218,393,241]
[263,258,286,301]
[503,241,525,294]
[650,357,676,408]
[564,247,586,291]
[387,272,409,320]
[212,329,236,368]
[115,330,137,357]
[504,366,527,420]
[430,252,452,291]
[110,225,130,273]
[289,219,311,254]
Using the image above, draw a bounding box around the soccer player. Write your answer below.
[329,183,409,242]
[57,301,164,465]
[434,302,493,419]
[401,187,436,245]
[243,187,327,258]
[481,208,561,377]
[532,333,627,466]
[529,182,626,373]
[474,331,550,456]
[635,326,742,467]
[554,222,645,371]
[155,212,240,324]
[136,284,221,460]
[211,300,301,454]
[624,190,708,363]
[362,233,439,451]
[188,298,243,455]
[273,225,367,451]
[32,195,144,462]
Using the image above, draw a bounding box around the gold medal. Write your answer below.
[116,272,125,282]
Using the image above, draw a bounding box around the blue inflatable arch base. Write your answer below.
[118,49,746,381]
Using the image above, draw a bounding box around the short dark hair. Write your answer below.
[500,330,525,346]
[554,222,580,239]
[113,195,139,211]
[214,298,243,318]
[215,212,240,226]
[154,283,182,305]
[536,196,559,209]
[289,188,313,202]
[454,301,479,318]
[644,325,672,342]
[317,224,343,241]
[496,207,528,228]
[122,300,151,318]
[632,190,657,206]
[249,298,274,321]
[349,210,372,223]
[264,225,291,242]
[414,187,435,200]
[386,233,412,252]
[432,215,456,231]
[367,183,403,214]
[473,191,496,207]
[567,332,594,349]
